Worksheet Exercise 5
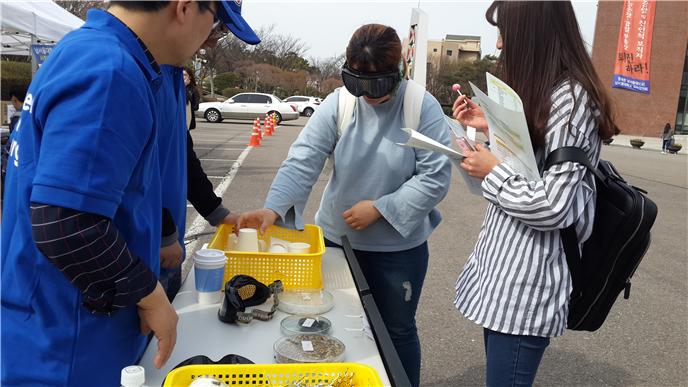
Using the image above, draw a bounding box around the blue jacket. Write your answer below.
[1,10,163,385]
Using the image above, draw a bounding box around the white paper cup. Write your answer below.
[287,242,311,254]
[226,233,238,250]
[269,244,288,253]
[237,228,261,252]
[193,249,227,304]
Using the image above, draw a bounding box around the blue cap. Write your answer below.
[218,0,260,45]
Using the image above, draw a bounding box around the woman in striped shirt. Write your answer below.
[452,2,619,385]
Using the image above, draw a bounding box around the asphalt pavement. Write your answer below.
[185,116,688,386]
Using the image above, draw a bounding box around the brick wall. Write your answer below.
[591,1,688,137]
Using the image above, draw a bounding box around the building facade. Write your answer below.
[591,1,688,136]
[428,34,481,70]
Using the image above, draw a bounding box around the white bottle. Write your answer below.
[121,365,146,387]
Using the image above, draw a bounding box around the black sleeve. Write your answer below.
[191,88,200,112]
[161,207,178,247]
[161,207,176,237]
[31,203,158,315]
[187,131,223,218]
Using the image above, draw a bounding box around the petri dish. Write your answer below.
[277,290,334,315]
[273,334,345,363]
[280,315,332,336]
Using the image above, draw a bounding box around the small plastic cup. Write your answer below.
[288,242,311,254]
[193,249,227,304]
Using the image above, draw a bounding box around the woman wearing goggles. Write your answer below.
[237,24,451,387]
[340,62,402,100]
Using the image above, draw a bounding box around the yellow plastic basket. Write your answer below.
[162,363,384,386]
[208,224,326,290]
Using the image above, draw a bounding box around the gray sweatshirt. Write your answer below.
[265,80,452,251]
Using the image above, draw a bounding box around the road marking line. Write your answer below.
[182,146,252,280]
[199,158,237,162]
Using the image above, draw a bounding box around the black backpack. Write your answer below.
[545,147,658,331]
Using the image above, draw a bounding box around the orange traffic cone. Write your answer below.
[253,118,263,140]
[256,118,264,139]
[249,120,261,146]
[264,117,273,136]
[248,131,261,147]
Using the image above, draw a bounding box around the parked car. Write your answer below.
[283,96,321,117]
[197,93,299,123]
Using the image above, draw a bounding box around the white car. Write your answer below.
[197,93,300,123]
[283,96,321,117]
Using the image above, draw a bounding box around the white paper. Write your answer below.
[301,340,314,352]
[301,318,315,328]
[397,122,483,196]
[397,127,464,160]
[469,74,540,181]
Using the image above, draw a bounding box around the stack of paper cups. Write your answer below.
[193,249,227,304]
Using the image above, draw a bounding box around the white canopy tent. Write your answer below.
[1,1,83,58]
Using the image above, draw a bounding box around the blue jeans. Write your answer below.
[325,239,429,387]
[662,138,672,152]
[483,329,550,387]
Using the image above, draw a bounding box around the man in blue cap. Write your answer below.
[1,1,260,385]
[157,18,261,301]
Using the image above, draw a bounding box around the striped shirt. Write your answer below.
[30,204,157,314]
[454,82,602,337]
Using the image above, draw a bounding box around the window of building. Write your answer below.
[446,50,453,56]
[433,48,438,52]
[675,45,688,134]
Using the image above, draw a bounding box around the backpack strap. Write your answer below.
[545,146,605,182]
[544,146,597,302]
[403,79,425,130]
[336,86,357,139]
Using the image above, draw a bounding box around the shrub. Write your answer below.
[629,138,644,149]
[213,72,241,92]
[1,61,31,100]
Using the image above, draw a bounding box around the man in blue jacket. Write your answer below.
[1,1,260,385]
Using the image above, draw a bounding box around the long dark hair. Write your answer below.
[184,67,200,110]
[486,1,619,149]
[346,24,401,73]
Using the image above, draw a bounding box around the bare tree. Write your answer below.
[55,1,103,19]
[309,54,345,93]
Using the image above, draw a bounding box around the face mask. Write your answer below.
[341,62,401,99]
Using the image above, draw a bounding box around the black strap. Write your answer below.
[545,146,606,183]
[543,146,598,300]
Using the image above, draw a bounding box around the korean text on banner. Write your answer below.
[612,0,656,94]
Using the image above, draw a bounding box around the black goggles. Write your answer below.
[218,275,283,324]
[341,63,401,99]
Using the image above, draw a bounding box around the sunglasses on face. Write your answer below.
[340,62,401,99]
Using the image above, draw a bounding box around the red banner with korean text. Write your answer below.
[612,0,656,94]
